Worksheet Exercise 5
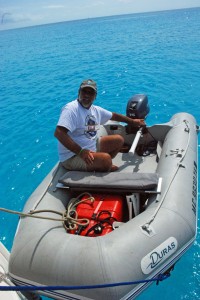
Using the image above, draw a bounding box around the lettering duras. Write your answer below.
[147,242,176,270]
[141,237,178,274]
[192,162,197,215]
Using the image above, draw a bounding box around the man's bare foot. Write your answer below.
[110,165,119,172]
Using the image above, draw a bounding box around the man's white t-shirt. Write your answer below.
[57,99,112,162]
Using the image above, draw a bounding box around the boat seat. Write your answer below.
[58,171,160,194]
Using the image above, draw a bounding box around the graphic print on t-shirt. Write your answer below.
[84,115,99,139]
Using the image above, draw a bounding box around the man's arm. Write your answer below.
[54,126,95,165]
[54,126,82,155]
[111,112,145,126]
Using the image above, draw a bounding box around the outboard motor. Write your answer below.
[126,94,150,120]
[125,94,149,135]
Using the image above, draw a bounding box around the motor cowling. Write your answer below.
[126,94,150,119]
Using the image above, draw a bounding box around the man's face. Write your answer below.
[78,87,96,108]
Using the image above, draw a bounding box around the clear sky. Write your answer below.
[0,0,200,30]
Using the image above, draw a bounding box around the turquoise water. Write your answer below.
[1,7,200,300]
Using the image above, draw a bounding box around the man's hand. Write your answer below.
[130,119,145,127]
[79,149,95,165]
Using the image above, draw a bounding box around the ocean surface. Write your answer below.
[0,7,200,300]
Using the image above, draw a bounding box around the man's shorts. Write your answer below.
[61,139,101,171]
[61,155,87,171]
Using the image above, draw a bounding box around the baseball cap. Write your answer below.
[80,79,97,93]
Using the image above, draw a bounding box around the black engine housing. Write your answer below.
[126,94,150,119]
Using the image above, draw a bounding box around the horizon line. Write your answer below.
[0,6,199,32]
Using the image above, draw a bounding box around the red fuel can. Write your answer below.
[72,194,124,237]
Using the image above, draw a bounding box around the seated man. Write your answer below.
[54,79,144,172]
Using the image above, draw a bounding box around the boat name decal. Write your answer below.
[141,237,178,274]
[192,161,197,215]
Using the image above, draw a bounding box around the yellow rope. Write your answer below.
[63,192,95,231]
[0,207,66,221]
[0,192,94,231]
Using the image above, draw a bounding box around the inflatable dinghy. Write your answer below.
[0,241,41,300]
[8,95,199,300]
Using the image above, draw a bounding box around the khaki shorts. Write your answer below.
[61,155,87,171]
[61,139,101,171]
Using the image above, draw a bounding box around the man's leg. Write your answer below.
[99,135,124,158]
[62,153,112,172]
[86,152,113,171]
[61,134,124,172]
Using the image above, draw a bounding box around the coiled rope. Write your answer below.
[63,192,94,231]
[0,192,94,230]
